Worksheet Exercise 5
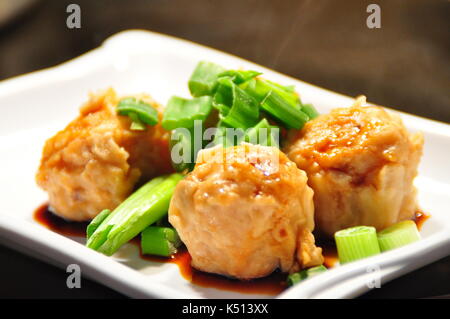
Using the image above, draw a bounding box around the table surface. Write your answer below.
[0,0,449,299]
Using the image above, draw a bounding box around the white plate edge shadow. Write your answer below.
[0,29,449,299]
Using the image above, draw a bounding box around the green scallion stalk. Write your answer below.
[260,91,309,129]
[218,70,262,84]
[242,78,301,110]
[377,220,421,252]
[86,173,184,256]
[189,61,226,97]
[117,97,159,127]
[141,226,182,257]
[212,78,233,114]
[287,265,327,286]
[162,96,213,130]
[267,80,295,93]
[128,112,147,131]
[214,77,259,129]
[301,103,320,120]
[334,226,381,264]
[86,209,111,239]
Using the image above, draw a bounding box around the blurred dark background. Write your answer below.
[1,0,449,122]
[0,0,449,298]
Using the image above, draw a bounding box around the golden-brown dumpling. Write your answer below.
[169,143,323,279]
[36,88,172,221]
[284,97,424,237]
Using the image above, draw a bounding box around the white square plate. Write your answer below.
[0,30,449,299]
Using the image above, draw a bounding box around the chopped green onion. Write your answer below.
[287,265,327,286]
[260,91,309,129]
[377,220,421,252]
[301,103,319,120]
[214,77,259,129]
[87,176,165,252]
[141,226,182,257]
[244,118,280,147]
[117,97,159,127]
[189,61,226,97]
[86,209,111,240]
[86,173,184,256]
[128,112,147,131]
[242,78,301,109]
[264,79,297,93]
[162,96,213,130]
[269,81,295,93]
[212,78,233,114]
[218,70,261,84]
[334,226,380,264]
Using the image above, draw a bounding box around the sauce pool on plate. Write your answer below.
[415,211,430,231]
[33,204,430,295]
[33,203,287,295]
[139,247,287,295]
[34,203,88,237]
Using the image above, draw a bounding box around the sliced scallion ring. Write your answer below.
[334,226,380,264]
[377,220,421,252]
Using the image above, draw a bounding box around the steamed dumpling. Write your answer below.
[169,143,323,279]
[36,88,172,221]
[284,97,424,237]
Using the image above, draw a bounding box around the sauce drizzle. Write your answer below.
[33,203,430,295]
[34,203,88,237]
[34,203,286,295]
[415,211,430,231]
[140,247,287,295]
